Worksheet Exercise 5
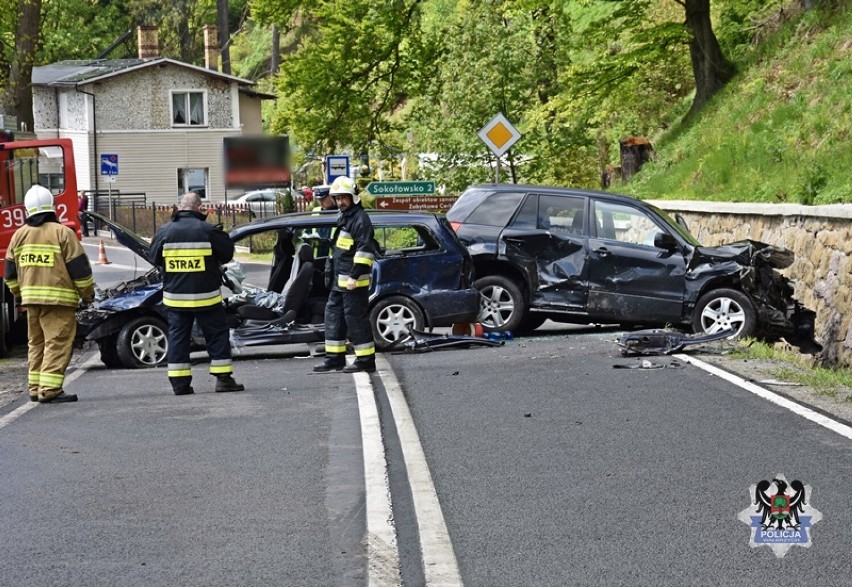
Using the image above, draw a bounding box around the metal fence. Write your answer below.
[87,193,313,239]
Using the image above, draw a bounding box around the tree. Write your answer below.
[677,0,736,115]
[0,0,42,130]
[255,0,433,156]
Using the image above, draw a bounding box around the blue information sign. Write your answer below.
[100,153,119,175]
[325,155,350,185]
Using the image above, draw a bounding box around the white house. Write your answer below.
[31,25,276,206]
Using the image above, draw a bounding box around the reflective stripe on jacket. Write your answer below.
[149,210,234,310]
[330,204,377,291]
[4,220,94,307]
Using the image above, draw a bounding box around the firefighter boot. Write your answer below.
[343,360,376,374]
[313,356,346,373]
[39,391,78,403]
[215,375,245,392]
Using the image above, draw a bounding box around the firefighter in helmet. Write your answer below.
[4,185,95,403]
[313,176,378,373]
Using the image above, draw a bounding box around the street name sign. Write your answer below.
[477,112,521,157]
[365,181,436,196]
[374,196,457,212]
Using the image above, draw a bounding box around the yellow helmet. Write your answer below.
[24,185,55,218]
[330,176,358,204]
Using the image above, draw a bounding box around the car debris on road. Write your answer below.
[616,328,735,356]
[391,327,505,353]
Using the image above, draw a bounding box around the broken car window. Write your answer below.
[594,201,663,247]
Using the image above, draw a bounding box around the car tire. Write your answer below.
[116,316,169,368]
[97,336,123,369]
[370,296,425,351]
[474,275,525,333]
[692,288,757,338]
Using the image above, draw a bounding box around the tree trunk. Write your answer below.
[270,25,280,75]
[2,0,43,131]
[684,0,735,116]
[217,0,231,75]
[620,137,654,183]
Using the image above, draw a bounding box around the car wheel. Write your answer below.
[116,316,168,368]
[474,275,525,333]
[370,296,425,351]
[692,288,757,338]
[97,336,123,368]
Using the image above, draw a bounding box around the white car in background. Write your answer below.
[230,189,288,217]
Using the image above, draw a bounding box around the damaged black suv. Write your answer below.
[447,184,821,353]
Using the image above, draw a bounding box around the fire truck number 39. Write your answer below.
[0,203,69,228]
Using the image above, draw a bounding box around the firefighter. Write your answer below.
[4,185,95,403]
[314,176,378,373]
[309,185,337,258]
[149,192,244,395]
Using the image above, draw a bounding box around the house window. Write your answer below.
[171,91,206,126]
[178,168,208,200]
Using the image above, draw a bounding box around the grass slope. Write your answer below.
[625,3,851,204]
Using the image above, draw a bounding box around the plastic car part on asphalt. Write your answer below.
[390,327,505,353]
[616,327,734,356]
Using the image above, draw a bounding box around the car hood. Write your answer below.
[85,211,153,261]
[691,239,794,270]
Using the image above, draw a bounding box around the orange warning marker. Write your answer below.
[97,239,111,264]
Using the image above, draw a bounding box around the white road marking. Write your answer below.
[0,400,38,430]
[354,368,402,586]
[675,353,852,440]
[0,352,100,431]
[376,355,464,586]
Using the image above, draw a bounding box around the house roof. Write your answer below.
[33,57,258,88]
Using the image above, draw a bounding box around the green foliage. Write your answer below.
[6,0,847,207]
[626,1,852,204]
[257,0,433,157]
[277,190,296,213]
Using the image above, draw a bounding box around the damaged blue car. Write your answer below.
[77,210,480,368]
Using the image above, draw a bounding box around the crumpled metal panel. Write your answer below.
[97,284,162,311]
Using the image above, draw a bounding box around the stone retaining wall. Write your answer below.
[647,201,852,367]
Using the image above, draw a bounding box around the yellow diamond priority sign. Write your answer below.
[478,112,521,157]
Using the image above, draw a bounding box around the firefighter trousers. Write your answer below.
[323,288,375,366]
[26,305,77,401]
[166,306,233,391]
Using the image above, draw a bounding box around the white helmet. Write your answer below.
[24,185,55,218]
[330,176,359,204]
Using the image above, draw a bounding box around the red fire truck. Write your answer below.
[0,132,81,356]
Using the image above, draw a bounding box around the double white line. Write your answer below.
[356,355,463,586]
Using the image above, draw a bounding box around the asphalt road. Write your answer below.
[1,240,851,585]
[385,331,852,585]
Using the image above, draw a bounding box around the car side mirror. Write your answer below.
[654,232,679,250]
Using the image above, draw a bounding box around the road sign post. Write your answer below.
[100,154,119,222]
[477,113,521,183]
[325,155,350,185]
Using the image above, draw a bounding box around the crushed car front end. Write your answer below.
[685,240,821,353]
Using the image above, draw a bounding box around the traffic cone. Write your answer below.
[97,239,111,264]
